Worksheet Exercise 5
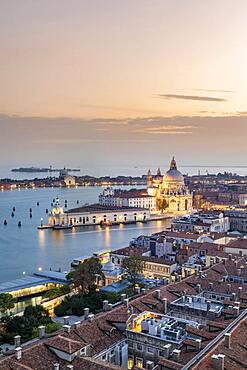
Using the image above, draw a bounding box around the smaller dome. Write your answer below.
[103,260,115,271]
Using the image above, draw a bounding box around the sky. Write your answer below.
[0,0,247,175]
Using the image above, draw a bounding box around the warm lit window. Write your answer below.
[128,356,134,369]
[136,357,143,368]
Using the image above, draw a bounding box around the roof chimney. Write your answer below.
[63,316,69,325]
[172,349,181,362]
[14,335,21,348]
[103,300,109,311]
[164,343,171,358]
[53,364,60,370]
[121,293,126,303]
[195,338,202,351]
[162,298,167,314]
[88,314,94,322]
[66,366,74,370]
[141,288,146,295]
[15,347,22,361]
[224,333,231,349]
[238,286,242,300]
[63,325,71,334]
[123,298,129,307]
[154,289,161,299]
[211,354,225,370]
[227,283,231,294]
[134,286,141,295]
[84,307,89,319]
[228,254,232,260]
[74,321,81,329]
[38,325,45,339]
[208,282,213,291]
[196,284,201,293]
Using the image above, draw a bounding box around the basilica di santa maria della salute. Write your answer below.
[147,157,193,213]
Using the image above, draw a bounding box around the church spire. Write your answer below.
[170,156,177,170]
[157,168,161,177]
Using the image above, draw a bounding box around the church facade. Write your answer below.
[147,157,193,213]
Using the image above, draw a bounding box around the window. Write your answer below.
[136,344,143,351]
[102,354,107,361]
[147,347,154,354]
[136,357,143,368]
[128,341,134,348]
[128,356,134,369]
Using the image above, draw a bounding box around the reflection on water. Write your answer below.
[0,186,170,283]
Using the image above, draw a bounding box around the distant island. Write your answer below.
[11,166,80,173]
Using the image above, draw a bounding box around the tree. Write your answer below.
[156,198,168,213]
[0,293,16,314]
[70,257,104,294]
[122,255,144,288]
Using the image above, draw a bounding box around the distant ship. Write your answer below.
[11,166,80,173]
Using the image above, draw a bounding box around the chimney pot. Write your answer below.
[172,349,181,362]
[121,293,126,302]
[103,300,109,311]
[38,325,45,339]
[84,307,89,319]
[15,347,22,361]
[163,343,171,358]
[123,298,129,307]
[53,364,60,370]
[63,316,69,325]
[74,321,81,329]
[154,289,161,299]
[14,335,21,348]
[224,333,231,349]
[88,314,94,322]
[63,325,71,334]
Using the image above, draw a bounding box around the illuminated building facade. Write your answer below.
[147,157,193,213]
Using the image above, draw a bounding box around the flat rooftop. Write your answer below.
[127,311,199,344]
[65,203,149,214]
[0,271,68,294]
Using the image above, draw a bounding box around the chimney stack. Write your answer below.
[66,366,74,370]
[211,354,225,370]
[63,325,71,334]
[84,307,89,319]
[195,339,202,351]
[141,288,146,295]
[164,343,171,358]
[88,314,94,322]
[74,321,81,329]
[196,284,201,293]
[162,298,167,314]
[154,290,161,299]
[227,283,231,294]
[238,286,242,300]
[206,300,211,312]
[103,300,109,311]
[134,286,141,295]
[38,325,45,339]
[53,364,60,370]
[123,298,129,307]
[208,282,213,291]
[15,347,22,361]
[63,316,69,325]
[172,349,181,362]
[228,254,232,260]
[121,293,126,303]
[224,333,231,349]
[14,335,21,348]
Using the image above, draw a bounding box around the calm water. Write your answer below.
[1,165,247,180]
[0,186,170,283]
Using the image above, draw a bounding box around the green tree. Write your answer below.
[122,255,144,288]
[70,257,104,294]
[0,293,16,315]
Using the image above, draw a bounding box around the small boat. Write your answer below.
[53,224,73,230]
[30,208,32,212]
[13,207,15,212]
[37,202,39,206]
[18,221,22,227]
[46,208,48,214]
[4,220,7,225]
[30,213,32,218]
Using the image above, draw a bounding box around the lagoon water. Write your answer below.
[0,186,170,283]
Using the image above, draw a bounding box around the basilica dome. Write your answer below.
[163,157,184,184]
